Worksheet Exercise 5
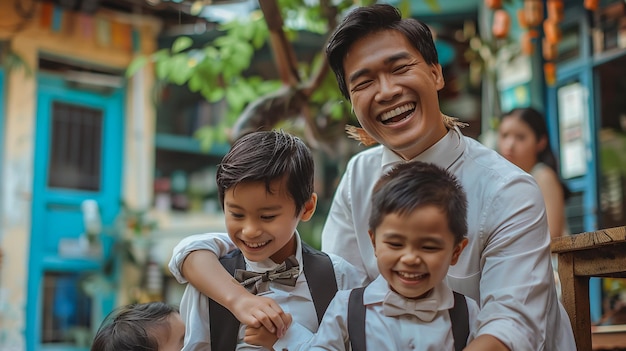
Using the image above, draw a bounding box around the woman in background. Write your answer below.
[498,107,571,239]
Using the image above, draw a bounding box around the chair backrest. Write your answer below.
[551,226,626,351]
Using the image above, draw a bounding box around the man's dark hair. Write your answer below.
[216,130,314,215]
[326,4,439,100]
[91,302,178,351]
[369,161,467,244]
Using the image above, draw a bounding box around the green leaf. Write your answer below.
[155,60,170,80]
[240,21,255,41]
[228,43,254,70]
[168,54,193,85]
[204,46,220,59]
[218,21,235,31]
[250,19,269,49]
[225,85,246,112]
[188,74,203,92]
[214,35,236,49]
[125,56,148,77]
[151,48,170,61]
[237,80,257,102]
[239,42,255,61]
[195,63,218,85]
[171,36,193,53]
[203,87,225,103]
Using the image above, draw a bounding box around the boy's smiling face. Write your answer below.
[224,177,316,263]
[369,205,467,299]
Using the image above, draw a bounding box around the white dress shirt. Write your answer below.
[273,275,479,351]
[320,127,576,350]
[170,232,367,351]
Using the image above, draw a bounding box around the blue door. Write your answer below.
[27,73,125,350]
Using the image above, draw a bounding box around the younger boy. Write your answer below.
[171,130,366,350]
[91,301,185,351]
[246,161,478,350]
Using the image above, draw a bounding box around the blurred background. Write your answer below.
[0,0,625,349]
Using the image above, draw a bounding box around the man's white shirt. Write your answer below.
[319,128,576,350]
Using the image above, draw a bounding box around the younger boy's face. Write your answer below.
[224,178,316,263]
[156,312,185,351]
[369,205,467,299]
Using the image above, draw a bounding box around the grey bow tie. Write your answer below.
[234,256,300,295]
[382,292,439,322]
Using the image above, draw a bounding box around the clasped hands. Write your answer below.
[232,293,293,349]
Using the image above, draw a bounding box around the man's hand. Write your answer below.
[232,293,291,337]
[244,313,293,349]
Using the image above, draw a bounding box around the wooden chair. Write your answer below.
[551,226,626,351]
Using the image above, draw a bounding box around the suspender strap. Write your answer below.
[347,287,367,351]
[347,288,469,351]
[450,291,469,351]
[209,250,245,351]
[301,243,338,324]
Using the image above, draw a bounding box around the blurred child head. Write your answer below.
[216,130,317,263]
[368,161,468,299]
[91,301,184,351]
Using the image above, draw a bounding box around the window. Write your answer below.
[47,102,103,191]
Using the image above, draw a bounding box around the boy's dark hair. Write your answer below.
[326,4,439,100]
[216,130,314,215]
[369,161,467,244]
[91,302,179,351]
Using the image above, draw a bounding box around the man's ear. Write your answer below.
[300,193,318,222]
[450,238,468,265]
[432,63,445,91]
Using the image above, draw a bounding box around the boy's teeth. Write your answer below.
[245,241,268,248]
[398,272,425,279]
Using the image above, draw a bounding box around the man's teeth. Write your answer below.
[245,241,269,248]
[397,271,426,279]
[381,103,416,122]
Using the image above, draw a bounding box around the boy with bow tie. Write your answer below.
[246,161,479,350]
[170,130,366,350]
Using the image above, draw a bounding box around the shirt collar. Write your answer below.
[381,127,465,173]
[363,275,455,311]
[244,232,303,276]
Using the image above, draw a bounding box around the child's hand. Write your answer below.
[244,313,293,349]
[232,294,291,337]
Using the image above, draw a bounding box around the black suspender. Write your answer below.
[301,243,338,324]
[449,291,469,351]
[209,243,337,350]
[347,287,367,351]
[347,288,469,351]
[209,250,246,351]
